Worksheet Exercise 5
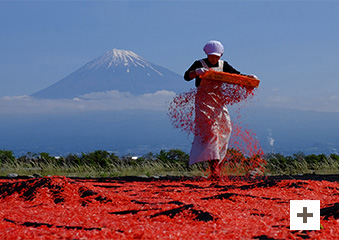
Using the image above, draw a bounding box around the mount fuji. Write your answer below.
[32,49,187,99]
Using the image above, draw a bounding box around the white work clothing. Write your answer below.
[189,59,232,165]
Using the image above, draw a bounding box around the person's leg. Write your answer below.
[208,159,220,179]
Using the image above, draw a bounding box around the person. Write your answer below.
[184,40,254,179]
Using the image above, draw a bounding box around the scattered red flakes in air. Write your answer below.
[168,80,265,173]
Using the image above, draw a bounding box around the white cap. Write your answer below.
[203,40,224,56]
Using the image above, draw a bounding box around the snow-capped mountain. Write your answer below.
[32,49,187,99]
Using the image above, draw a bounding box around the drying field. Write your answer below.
[0,175,338,239]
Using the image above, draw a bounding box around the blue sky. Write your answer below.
[1,1,339,113]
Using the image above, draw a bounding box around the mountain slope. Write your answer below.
[32,49,187,99]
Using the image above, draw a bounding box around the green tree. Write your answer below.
[38,152,56,164]
[0,149,16,164]
[64,153,81,166]
[157,149,188,162]
[81,150,119,168]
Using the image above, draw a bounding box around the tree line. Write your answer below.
[1,149,339,174]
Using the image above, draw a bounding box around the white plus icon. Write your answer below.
[297,207,313,223]
[290,200,320,230]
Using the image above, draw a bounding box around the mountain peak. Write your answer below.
[85,48,155,71]
[110,48,140,61]
[32,48,187,99]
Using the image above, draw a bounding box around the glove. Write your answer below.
[247,74,258,79]
[195,68,208,76]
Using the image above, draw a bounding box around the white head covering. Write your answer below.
[203,40,224,56]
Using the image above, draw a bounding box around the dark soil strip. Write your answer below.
[109,210,145,215]
[150,204,214,222]
[253,235,279,240]
[202,192,283,201]
[4,218,103,231]
[92,184,122,189]
[1,174,339,182]
[0,177,63,201]
[321,202,339,220]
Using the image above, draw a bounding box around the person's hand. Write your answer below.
[247,74,258,79]
[195,68,208,76]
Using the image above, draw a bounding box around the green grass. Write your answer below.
[264,152,339,175]
[0,160,205,178]
[1,149,339,178]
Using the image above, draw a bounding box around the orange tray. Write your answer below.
[201,71,260,88]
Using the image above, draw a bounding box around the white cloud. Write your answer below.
[258,93,339,113]
[0,90,176,115]
[2,89,339,116]
[79,90,133,100]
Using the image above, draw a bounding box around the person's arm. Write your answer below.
[223,61,241,74]
[223,61,258,78]
[188,70,199,79]
[184,61,204,81]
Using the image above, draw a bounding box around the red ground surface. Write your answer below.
[0,175,339,239]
